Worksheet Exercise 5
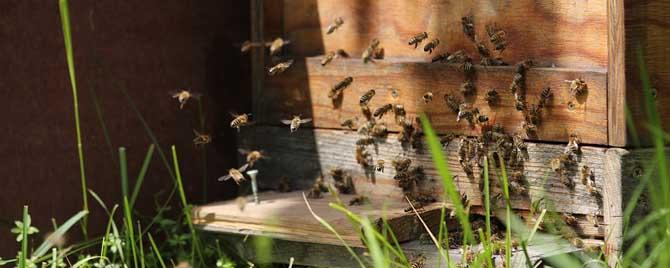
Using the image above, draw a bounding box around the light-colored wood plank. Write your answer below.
[608,0,626,146]
[260,57,608,144]
[603,148,627,268]
[282,0,608,69]
[237,126,606,220]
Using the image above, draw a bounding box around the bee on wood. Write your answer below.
[562,213,579,226]
[238,149,267,167]
[268,37,290,56]
[281,115,312,133]
[392,158,412,172]
[538,87,553,108]
[423,39,440,54]
[356,137,376,146]
[330,169,355,194]
[171,89,202,109]
[566,79,588,97]
[477,114,489,124]
[474,40,491,59]
[329,76,354,99]
[461,15,475,41]
[440,133,456,148]
[393,104,407,124]
[376,159,385,172]
[355,145,372,168]
[277,176,291,192]
[446,50,468,63]
[321,51,336,66]
[514,92,527,111]
[565,134,581,154]
[360,89,376,105]
[509,177,526,194]
[510,73,525,94]
[485,89,499,106]
[516,59,533,73]
[357,121,374,136]
[230,113,252,132]
[456,103,475,124]
[307,184,323,199]
[217,163,249,185]
[586,213,599,227]
[580,166,591,185]
[432,53,450,63]
[460,80,475,96]
[192,129,211,146]
[408,254,426,268]
[522,121,537,136]
[362,39,381,63]
[326,17,344,34]
[268,59,294,76]
[371,123,388,138]
[341,118,357,130]
[398,119,414,143]
[360,104,374,121]
[349,195,370,206]
[422,92,433,103]
[373,103,393,119]
[444,94,462,113]
[486,24,507,53]
[527,104,542,125]
[408,32,429,48]
[336,49,349,58]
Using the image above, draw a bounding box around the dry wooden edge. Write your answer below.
[607,0,627,147]
[260,57,608,144]
[239,126,607,217]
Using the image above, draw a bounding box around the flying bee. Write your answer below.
[240,40,255,53]
[392,158,412,172]
[460,80,475,96]
[171,89,202,109]
[423,39,440,54]
[340,118,357,130]
[218,163,249,184]
[565,134,581,154]
[360,89,376,105]
[349,195,370,206]
[321,51,336,66]
[329,76,354,99]
[393,104,407,124]
[362,39,381,63]
[461,15,475,41]
[281,115,312,133]
[356,137,376,146]
[432,53,450,63]
[235,196,247,211]
[192,129,211,146]
[422,92,433,103]
[408,32,429,48]
[486,24,507,52]
[371,123,388,138]
[230,113,252,132]
[485,89,499,106]
[376,159,385,172]
[373,103,393,119]
[268,59,294,76]
[444,94,462,113]
[566,79,588,97]
[267,37,290,56]
[440,132,456,148]
[238,149,267,167]
[355,145,372,168]
[326,17,344,34]
[562,213,579,226]
[538,87,553,108]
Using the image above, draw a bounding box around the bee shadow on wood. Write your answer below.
[331,93,344,109]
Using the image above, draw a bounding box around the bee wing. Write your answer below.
[238,163,249,172]
[300,118,313,124]
[237,148,251,155]
[168,90,181,97]
[281,119,293,125]
[218,174,232,181]
[191,92,203,99]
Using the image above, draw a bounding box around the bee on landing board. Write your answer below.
[268,59,294,76]
[376,159,385,173]
[362,39,382,63]
[329,76,354,99]
[218,163,249,185]
[192,129,211,146]
[170,89,202,109]
[444,93,463,113]
[408,32,428,48]
[461,15,475,41]
[340,118,357,130]
[538,87,553,108]
[321,51,337,66]
[373,103,393,119]
[281,115,312,133]
[326,17,344,34]
[230,113,252,132]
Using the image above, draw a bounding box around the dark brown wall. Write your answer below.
[0,1,250,254]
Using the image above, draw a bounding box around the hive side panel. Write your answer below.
[284,0,608,69]
[608,0,627,146]
[603,148,627,267]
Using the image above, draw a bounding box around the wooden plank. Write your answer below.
[251,0,265,117]
[608,0,626,146]
[237,126,607,221]
[260,58,608,144]
[282,0,608,69]
[603,148,627,268]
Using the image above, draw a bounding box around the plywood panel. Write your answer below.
[283,0,608,69]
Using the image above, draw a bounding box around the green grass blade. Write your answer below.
[496,155,513,268]
[361,217,387,268]
[171,145,205,265]
[148,233,167,268]
[123,197,138,268]
[88,189,109,214]
[130,144,155,208]
[137,221,145,268]
[483,157,492,241]
[33,210,88,258]
[120,147,129,201]
[58,0,88,239]
[19,206,28,268]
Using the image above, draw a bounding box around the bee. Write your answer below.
[440,133,456,148]
[357,121,374,136]
[446,50,468,63]
[477,114,489,124]
[474,41,491,59]
[277,176,291,192]
[362,39,381,63]
[360,89,376,105]
[423,39,440,54]
[230,113,252,131]
[171,89,202,109]
[371,123,388,138]
[580,165,591,185]
[355,145,372,168]
[238,149,266,167]
[373,104,393,119]
[336,49,349,58]
[376,159,385,172]
[326,17,344,34]
[486,24,507,52]
[361,105,374,121]
[432,53,450,63]
[267,37,290,56]
[509,177,526,194]
[461,15,475,41]
[393,104,407,124]
[516,59,533,73]
[460,80,475,96]
[192,129,211,146]
[522,121,537,136]
[485,89,499,106]
[566,79,588,97]
[539,87,553,108]
[527,104,542,125]
[240,40,255,53]
[356,137,376,146]
[562,213,579,226]
[331,170,354,194]
[408,32,429,48]
[235,196,247,212]
[510,73,525,94]
[586,213,599,227]
[565,134,581,154]
[456,103,475,124]
[514,92,527,111]
[398,119,414,143]
[281,115,313,133]
[217,163,249,185]
[349,195,370,206]
[268,59,294,76]
[321,51,336,66]
[340,118,357,129]
[409,254,426,268]
[422,92,433,103]
[329,76,354,99]
[392,158,412,172]
[444,94,462,113]
[307,184,323,199]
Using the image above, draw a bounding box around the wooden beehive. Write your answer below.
[194,1,668,266]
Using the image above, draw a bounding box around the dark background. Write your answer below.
[0,1,252,254]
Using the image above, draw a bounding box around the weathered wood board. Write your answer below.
[282,0,608,69]
[260,58,608,144]
[237,126,606,220]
